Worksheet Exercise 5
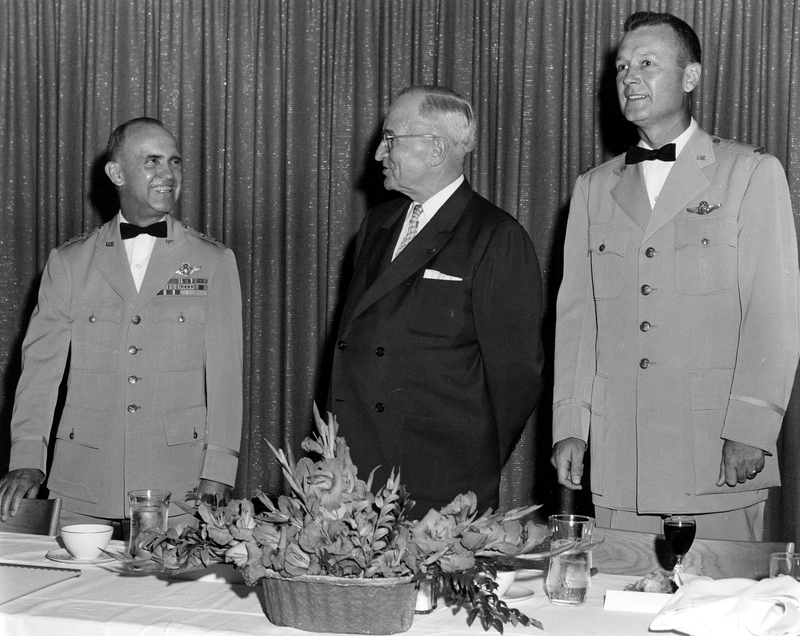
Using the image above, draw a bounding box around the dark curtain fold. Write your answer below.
[1,0,799,540]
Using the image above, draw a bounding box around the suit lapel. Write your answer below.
[610,128,715,240]
[342,181,472,329]
[368,204,406,286]
[611,163,652,232]
[643,130,712,241]
[94,221,139,307]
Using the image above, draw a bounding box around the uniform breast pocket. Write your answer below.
[154,299,206,371]
[408,278,466,338]
[69,298,122,372]
[675,216,736,295]
[588,225,633,300]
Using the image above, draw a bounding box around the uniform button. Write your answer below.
[128,375,139,384]
[128,345,139,355]
[645,247,656,258]
[639,358,650,369]
[88,314,97,323]
[127,404,139,413]
[69,430,75,440]
[598,244,605,252]
[640,321,650,332]
[193,430,198,439]
[641,284,652,295]
[131,315,141,325]
[337,341,347,350]
[374,403,385,413]
[178,315,186,323]
[701,238,709,246]
[375,347,385,357]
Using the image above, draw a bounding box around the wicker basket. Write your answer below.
[260,571,417,634]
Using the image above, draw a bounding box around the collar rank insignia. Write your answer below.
[177,262,201,276]
[687,201,721,215]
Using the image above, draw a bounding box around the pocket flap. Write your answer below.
[675,216,736,250]
[57,404,106,448]
[588,224,632,256]
[164,405,206,445]
[70,297,122,323]
[154,299,207,324]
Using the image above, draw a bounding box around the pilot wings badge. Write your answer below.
[686,201,721,215]
[177,262,201,276]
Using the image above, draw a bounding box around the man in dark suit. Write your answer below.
[329,85,544,519]
[0,118,243,531]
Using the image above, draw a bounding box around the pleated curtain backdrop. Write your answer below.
[1,0,799,540]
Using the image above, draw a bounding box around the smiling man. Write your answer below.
[0,118,243,535]
[551,12,799,540]
[329,86,544,519]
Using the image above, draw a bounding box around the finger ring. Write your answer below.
[747,470,757,479]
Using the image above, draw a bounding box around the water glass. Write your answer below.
[545,514,595,606]
[127,489,171,555]
[770,552,800,580]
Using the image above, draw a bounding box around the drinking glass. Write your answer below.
[663,515,696,575]
[545,514,595,606]
[127,489,171,556]
[770,552,800,580]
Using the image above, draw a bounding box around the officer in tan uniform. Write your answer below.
[551,12,799,540]
[0,118,243,531]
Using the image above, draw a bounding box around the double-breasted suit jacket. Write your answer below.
[553,126,800,515]
[330,180,544,517]
[9,214,243,518]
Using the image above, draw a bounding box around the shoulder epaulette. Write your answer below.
[57,225,102,250]
[182,224,227,249]
[710,136,767,156]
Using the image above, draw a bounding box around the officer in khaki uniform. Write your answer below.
[0,118,243,528]
[551,12,800,540]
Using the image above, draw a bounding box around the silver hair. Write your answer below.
[398,85,476,155]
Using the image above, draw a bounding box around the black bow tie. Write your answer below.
[120,220,168,240]
[625,143,677,164]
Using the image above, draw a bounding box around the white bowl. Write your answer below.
[494,570,517,597]
[61,524,113,560]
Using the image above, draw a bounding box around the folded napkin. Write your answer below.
[650,575,800,636]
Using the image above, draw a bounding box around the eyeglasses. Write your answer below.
[381,132,439,150]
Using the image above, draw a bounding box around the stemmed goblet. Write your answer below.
[664,515,696,576]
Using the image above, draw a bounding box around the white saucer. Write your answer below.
[45,549,114,565]
[502,584,534,602]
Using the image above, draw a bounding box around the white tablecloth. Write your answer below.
[0,533,664,635]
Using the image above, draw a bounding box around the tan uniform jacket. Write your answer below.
[9,214,243,518]
[553,127,800,514]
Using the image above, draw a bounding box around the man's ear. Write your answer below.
[683,62,701,94]
[429,136,449,167]
[104,161,124,186]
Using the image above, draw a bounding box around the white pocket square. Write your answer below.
[423,269,462,281]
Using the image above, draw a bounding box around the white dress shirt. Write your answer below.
[119,213,165,292]
[641,118,697,208]
[391,174,465,260]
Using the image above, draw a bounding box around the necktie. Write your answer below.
[120,220,168,240]
[625,143,677,165]
[396,203,423,255]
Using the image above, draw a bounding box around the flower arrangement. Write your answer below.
[129,405,559,632]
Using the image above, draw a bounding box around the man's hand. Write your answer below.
[0,469,45,521]
[551,438,587,490]
[716,440,766,487]
[196,478,232,504]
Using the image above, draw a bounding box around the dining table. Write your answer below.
[0,532,668,636]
